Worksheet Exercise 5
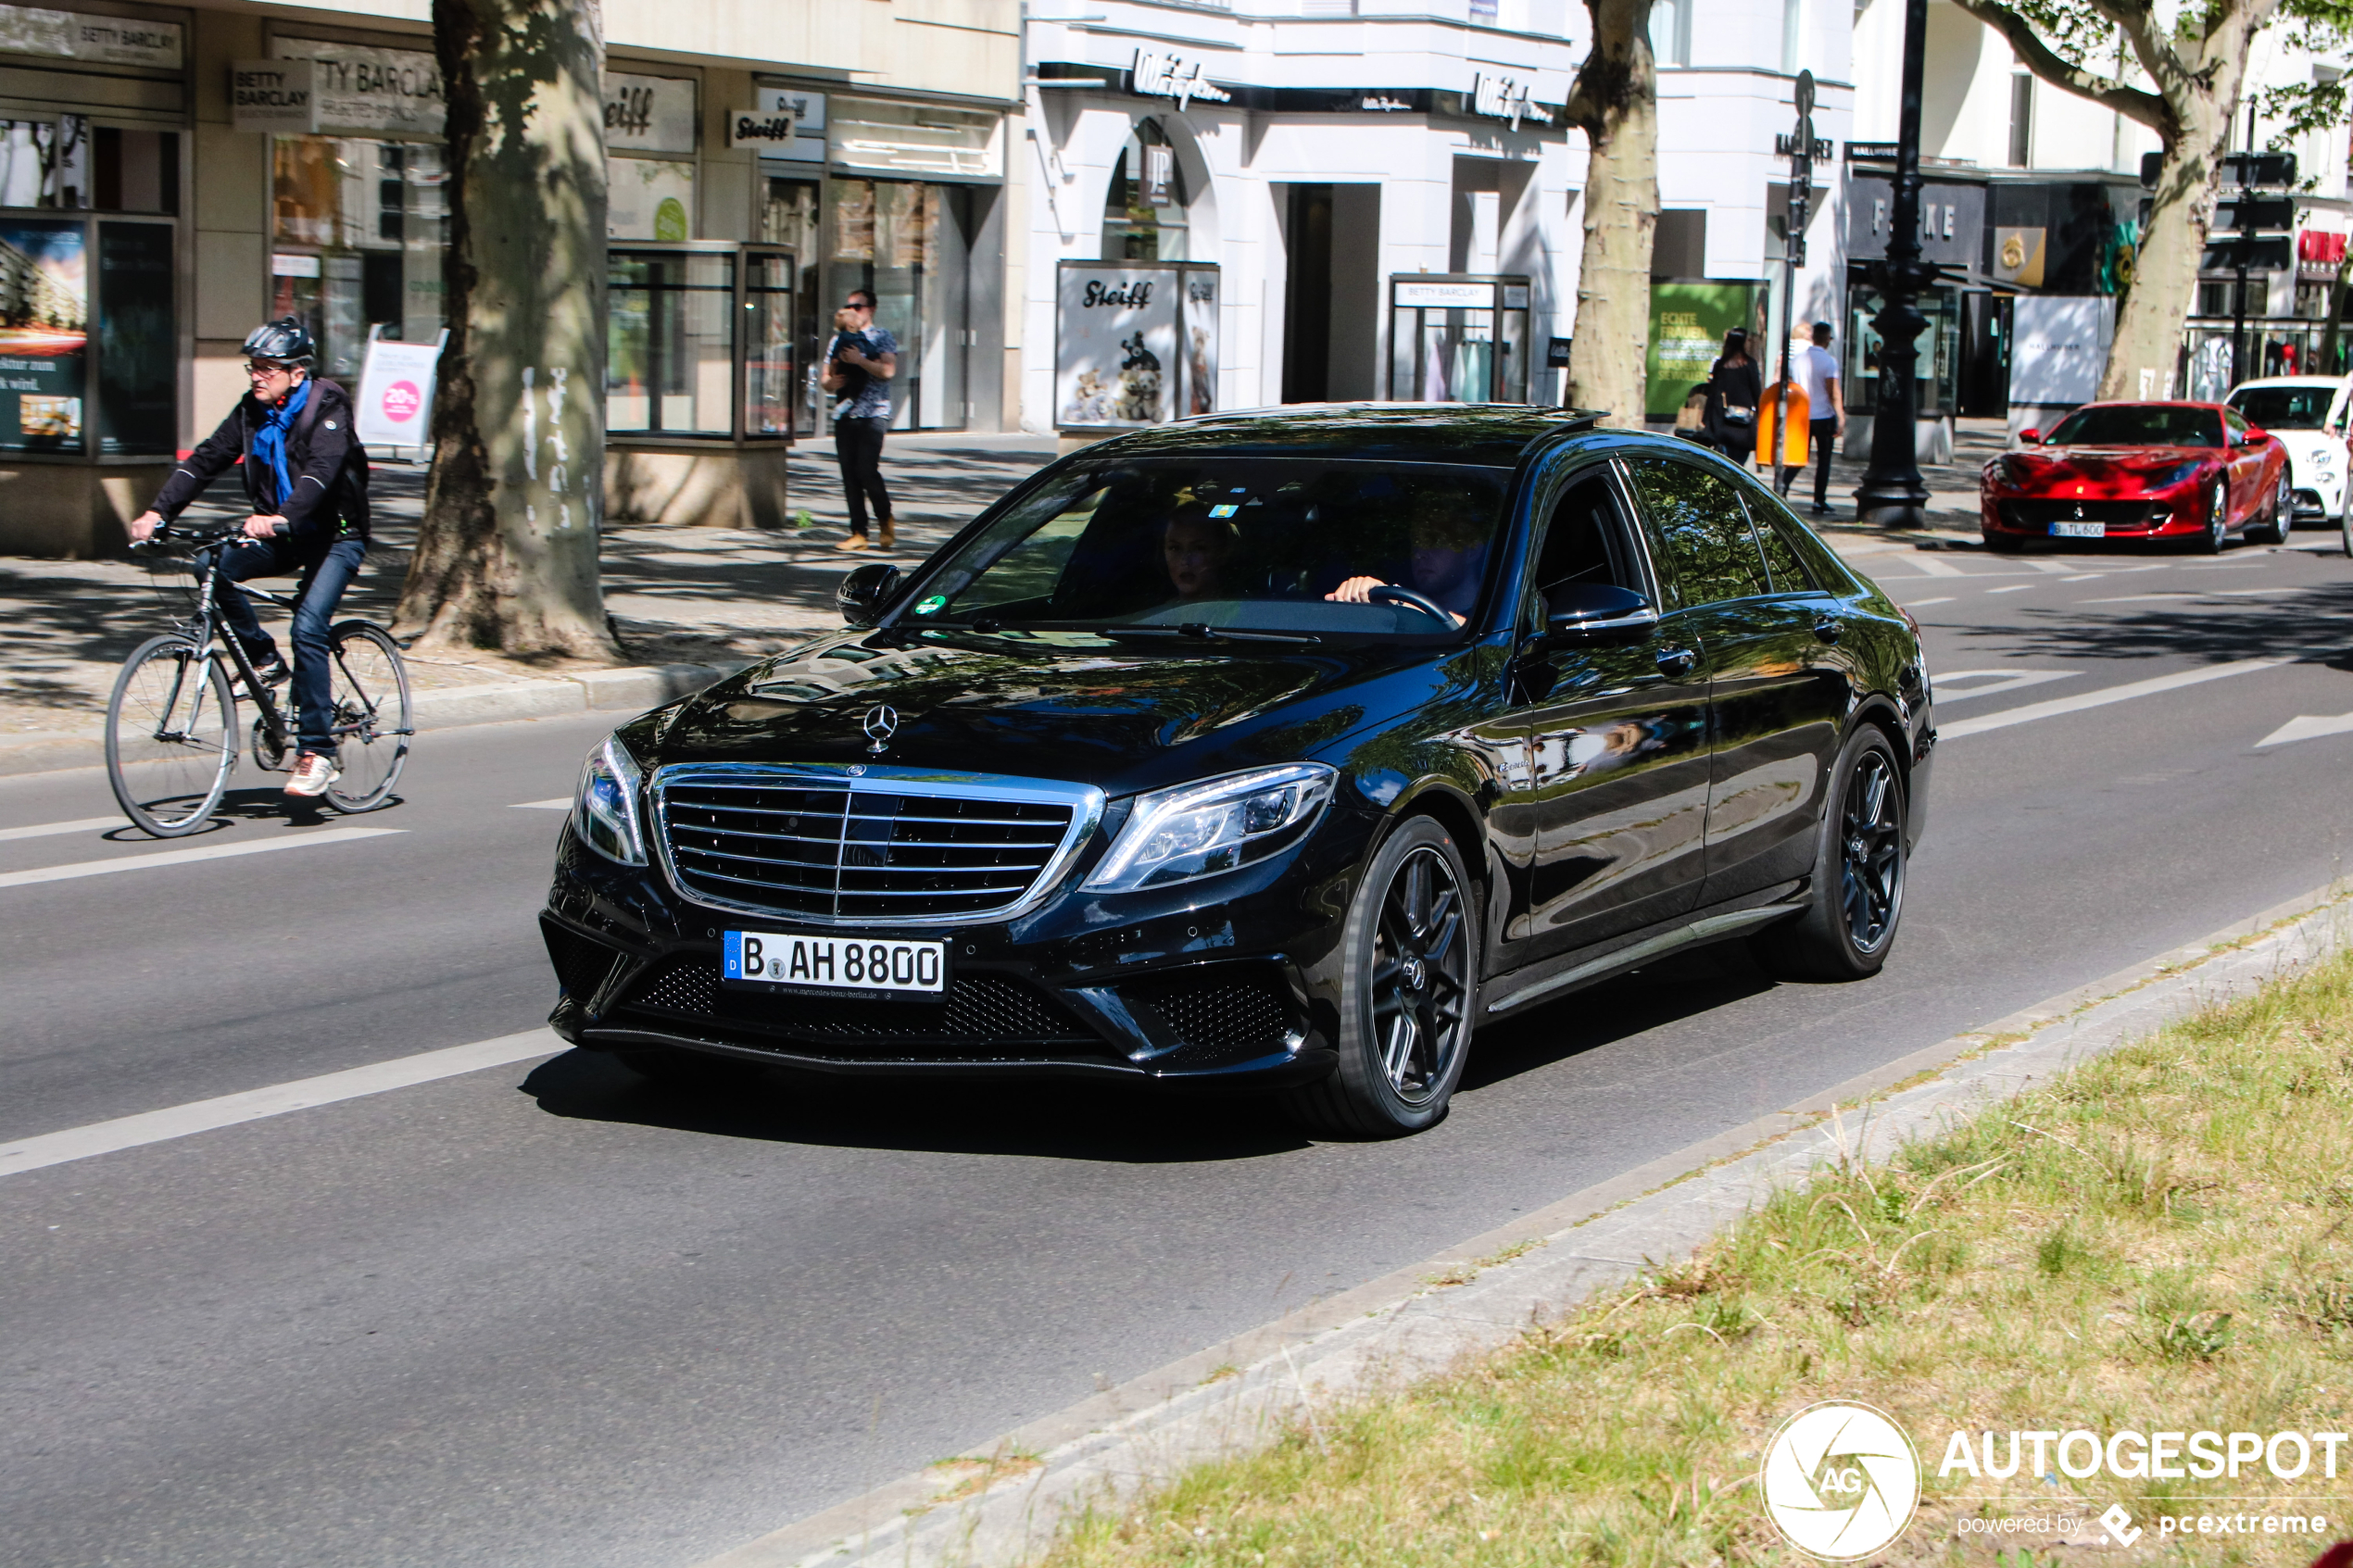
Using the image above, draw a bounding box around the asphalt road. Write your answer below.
[7,528,2353,1568]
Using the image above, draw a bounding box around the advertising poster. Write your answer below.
[0,220,84,451]
[2010,295,2114,407]
[1645,282,1755,418]
[609,159,694,241]
[1180,266,1218,416]
[1055,263,1179,430]
[355,333,443,446]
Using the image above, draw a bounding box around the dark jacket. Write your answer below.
[150,379,371,542]
[1704,357,1763,452]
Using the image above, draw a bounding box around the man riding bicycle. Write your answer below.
[127,318,371,798]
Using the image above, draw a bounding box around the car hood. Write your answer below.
[637,630,1466,795]
[2016,445,2217,477]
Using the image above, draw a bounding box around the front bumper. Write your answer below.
[1980,493,2205,542]
[538,812,1369,1085]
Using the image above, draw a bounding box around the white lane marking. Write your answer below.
[0,1029,564,1180]
[1939,659,2286,740]
[1930,670,2080,704]
[2079,593,2196,604]
[2027,558,2082,574]
[1906,553,1967,577]
[0,816,122,843]
[1986,583,2033,595]
[511,798,572,810]
[0,827,403,890]
[1899,596,1955,608]
[2057,573,2107,583]
[2259,712,2353,748]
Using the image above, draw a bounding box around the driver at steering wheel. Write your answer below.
[1324,498,1489,626]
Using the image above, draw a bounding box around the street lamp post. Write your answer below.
[1854,0,1933,527]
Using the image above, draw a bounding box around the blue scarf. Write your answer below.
[250,380,310,510]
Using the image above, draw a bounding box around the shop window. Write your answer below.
[608,249,734,435]
[825,97,1000,180]
[93,130,178,215]
[761,176,823,434]
[0,118,88,208]
[271,137,447,379]
[828,178,971,430]
[1102,121,1188,263]
[98,221,173,453]
[745,251,796,437]
[1389,277,1529,403]
[1844,282,1959,415]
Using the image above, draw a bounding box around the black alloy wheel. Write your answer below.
[1285,815,1478,1137]
[2196,477,2230,554]
[1752,726,1907,982]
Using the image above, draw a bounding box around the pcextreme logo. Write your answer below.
[1761,1400,1922,1561]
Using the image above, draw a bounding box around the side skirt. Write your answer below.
[1478,889,1808,1022]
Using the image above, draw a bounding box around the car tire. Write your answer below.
[1750,725,1907,983]
[1981,528,2022,554]
[2251,470,2293,546]
[2195,477,2229,554]
[1282,815,1478,1139]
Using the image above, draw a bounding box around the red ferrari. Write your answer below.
[1980,400,2293,553]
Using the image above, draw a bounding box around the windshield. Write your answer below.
[2045,404,2222,448]
[897,458,1515,640]
[2228,386,2334,430]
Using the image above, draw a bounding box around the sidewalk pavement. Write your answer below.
[0,420,1974,776]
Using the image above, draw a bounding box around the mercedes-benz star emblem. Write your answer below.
[862,705,899,755]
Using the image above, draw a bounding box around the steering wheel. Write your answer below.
[1368,584,1453,625]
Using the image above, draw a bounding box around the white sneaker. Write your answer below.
[285,751,341,798]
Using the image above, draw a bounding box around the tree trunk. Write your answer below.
[397,0,616,659]
[2100,94,2231,401]
[1563,0,1658,429]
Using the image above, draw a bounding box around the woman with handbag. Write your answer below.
[1704,329,1763,462]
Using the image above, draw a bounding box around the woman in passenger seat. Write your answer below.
[1161,508,1240,603]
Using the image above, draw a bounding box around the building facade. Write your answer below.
[0,0,1022,555]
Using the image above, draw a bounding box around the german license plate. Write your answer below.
[722,929,948,996]
[2050,520,2105,538]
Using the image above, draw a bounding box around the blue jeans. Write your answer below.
[202,533,368,758]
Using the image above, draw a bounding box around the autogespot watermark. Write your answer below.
[1760,1405,2346,1562]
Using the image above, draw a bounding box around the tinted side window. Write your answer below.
[1737,495,1814,593]
[1528,470,1643,618]
[1627,457,1769,608]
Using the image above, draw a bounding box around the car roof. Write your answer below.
[1093,403,1604,467]
[2064,399,2231,412]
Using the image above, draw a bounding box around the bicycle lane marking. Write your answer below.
[0,817,124,843]
[1936,658,2285,740]
[0,1028,562,1180]
[0,827,404,889]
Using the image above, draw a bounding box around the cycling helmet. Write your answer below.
[242,317,316,366]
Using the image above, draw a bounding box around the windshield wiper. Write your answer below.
[1094,622,1324,646]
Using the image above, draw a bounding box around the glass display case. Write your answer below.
[1388,275,1529,403]
[606,242,797,444]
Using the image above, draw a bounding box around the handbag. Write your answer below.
[1722,405,1755,426]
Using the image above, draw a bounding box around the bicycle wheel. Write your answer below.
[321,621,411,812]
[106,633,236,837]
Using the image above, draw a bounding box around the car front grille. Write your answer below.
[652,765,1101,925]
[1127,970,1299,1068]
[614,955,1101,1055]
[2002,499,2161,531]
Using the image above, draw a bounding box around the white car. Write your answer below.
[2225,375,2352,528]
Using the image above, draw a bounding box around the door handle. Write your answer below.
[1655,645,1697,678]
[1812,616,1842,645]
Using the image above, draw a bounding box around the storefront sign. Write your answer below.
[725,107,796,151]
[0,5,180,69]
[604,72,696,155]
[1846,176,1983,269]
[273,39,444,136]
[2010,295,2113,406]
[1992,225,2046,288]
[355,333,442,445]
[1057,262,1179,428]
[231,61,315,134]
[1394,279,1493,308]
[1131,49,1230,111]
[609,157,693,241]
[754,86,826,163]
[1469,73,1554,130]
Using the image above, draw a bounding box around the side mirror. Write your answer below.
[1539,582,1659,647]
[837,562,901,626]
[2018,428,2042,445]
[2239,426,2269,446]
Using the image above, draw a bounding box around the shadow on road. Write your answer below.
[1951,581,2353,666]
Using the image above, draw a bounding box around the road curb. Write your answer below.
[0,659,745,779]
[697,881,2353,1568]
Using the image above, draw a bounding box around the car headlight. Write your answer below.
[1083,763,1336,892]
[2145,460,2204,489]
[573,735,648,865]
[1992,456,2036,486]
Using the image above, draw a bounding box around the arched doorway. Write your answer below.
[1101,119,1194,261]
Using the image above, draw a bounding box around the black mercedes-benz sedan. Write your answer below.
[540,407,1934,1136]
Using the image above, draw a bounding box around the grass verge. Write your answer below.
[1042,948,2353,1565]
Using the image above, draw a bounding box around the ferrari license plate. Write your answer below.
[2049,520,2106,538]
[722,929,948,996]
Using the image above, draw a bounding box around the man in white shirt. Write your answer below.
[1777,321,1844,515]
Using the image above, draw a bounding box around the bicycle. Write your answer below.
[109,522,413,836]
